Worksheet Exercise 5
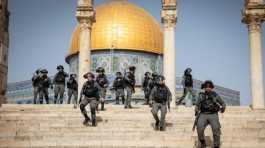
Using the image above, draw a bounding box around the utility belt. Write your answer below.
[200,111,218,114]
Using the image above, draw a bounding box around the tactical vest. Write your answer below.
[96,75,108,87]
[154,86,168,103]
[115,77,124,88]
[55,72,66,83]
[39,76,50,88]
[67,78,78,91]
[125,72,135,86]
[83,82,98,98]
[200,93,220,113]
[32,76,40,87]
[184,74,193,87]
[143,77,150,88]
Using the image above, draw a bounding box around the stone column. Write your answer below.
[76,0,95,98]
[161,0,177,106]
[242,0,265,108]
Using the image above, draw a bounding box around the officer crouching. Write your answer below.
[79,72,100,127]
[150,75,172,131]
[195,80,226,148]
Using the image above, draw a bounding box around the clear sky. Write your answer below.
[7,0,265,106]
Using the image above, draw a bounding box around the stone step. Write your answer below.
[0,104,265,148]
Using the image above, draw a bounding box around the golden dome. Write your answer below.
[67,0,163,59]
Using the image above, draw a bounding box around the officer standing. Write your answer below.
[95,67,109,111]
[195,80,226,148]
[38,69,52,104]
[113,72,125,104]
[79,72,100,126]
[150,75,172,131]
[124,66,136,109]
[67,74,78,108]
[31,69,41,104]
[142,72,151,105]
[53,65,68,104]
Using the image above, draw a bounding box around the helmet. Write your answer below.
[35,68,41,74]
[144,72,151,76]
[157,75,165,81]
[96,67,105,73]
[128,66,136,71]
[202,80,214,89]
[116,72,122,76]
[57,65,64,70]
[40,69,48,74]
[184,68,192,75]
[83,72,95,79]
[152,72,158,78]
[70,74,77,78]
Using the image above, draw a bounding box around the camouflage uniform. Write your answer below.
[53,66,68,104]
[113,72,125,104]
[79,79,100,126]
[67,75,78,106]
[38,69,52,104]
[195,81,226,148]
[150,80,172,131]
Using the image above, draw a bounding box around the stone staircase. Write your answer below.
[0,104,265,148]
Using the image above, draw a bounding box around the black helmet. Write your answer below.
[202,80,214,89]
[70,74,77,77]
[129,66,136,71]
[96,67,105,73]
[157,75,165,81]
[116,72,122,76]
[35,68,41,74]
[144,72,151,76]
[57,65,64,70]
[40,69,48,74]
[152,72,158,78]
[184,68,192,75]
[83,72,95,79]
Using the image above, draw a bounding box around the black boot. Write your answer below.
[214,146,219,148]
[92,118,96,127]
[122,97,125,104]
[83,117,90,125]
[101,102,105,111]
[199,140,206,148]
[155,121,159,130]
[115,97,119,105]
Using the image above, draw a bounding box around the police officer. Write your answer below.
[124,66,136,109]
[31,69,41,104]
[142,72,151,105]
[113,72,125,104]
[177,68,193,105]
[67,74,78,108]
[96,67,109,111]
[79,72,100,126]
[195,80,226,148]
[38,69,52,104]
[53,65,68,104]
[150,75,172,131]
